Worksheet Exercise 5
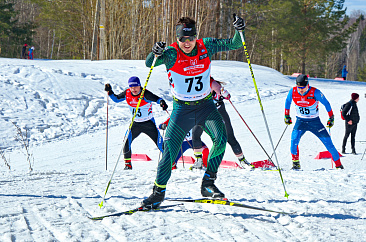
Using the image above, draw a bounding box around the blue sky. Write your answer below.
[343,0,366,15]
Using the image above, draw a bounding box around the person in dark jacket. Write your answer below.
[21,44,28,59]
[342,93,360,154]
[342,65,348,80]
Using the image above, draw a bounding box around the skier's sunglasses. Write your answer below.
[178,36,196,42]
[297,85,307,89]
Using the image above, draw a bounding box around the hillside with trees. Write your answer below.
[3,0,365,81]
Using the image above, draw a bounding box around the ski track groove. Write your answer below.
[22,206,58,241]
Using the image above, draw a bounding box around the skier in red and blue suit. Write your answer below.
[105,76,168,170]
[284,74,344,170]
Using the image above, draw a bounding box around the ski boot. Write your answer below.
[190,156,203,170]
[291,160,301,170]
[124,161,132,170]
[141,185,166,209]
[351,148,357,155]
[238,156,254,170]
[334,159,344,169]
[201,170,225,198]
[341,147,346,154]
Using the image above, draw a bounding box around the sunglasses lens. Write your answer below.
[179,36,196,42]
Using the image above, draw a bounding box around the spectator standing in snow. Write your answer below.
[104,76,168,170]
[28,46,34,60]
[191,76,253,170]
[141,15,246,209]
[284,74,344,170]
[342,65,348,80]
[342,93,360,155]
[21,44,28,59]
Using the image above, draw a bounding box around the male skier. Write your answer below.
[284,74,344,170]
[105,76,168,169]
[141,15,246,208]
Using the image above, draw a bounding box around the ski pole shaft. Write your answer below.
[106,95,109,170]
[270,125,288,159]
[99,55,158,208]
[329,127,334,168]
[238,27,288,198]
[361,147,366,161]
[229,100,272,160]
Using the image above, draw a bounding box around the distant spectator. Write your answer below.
[342,93,360,155]
[28,46,34,60]
[21,44,28,59]
[342,65,348,80]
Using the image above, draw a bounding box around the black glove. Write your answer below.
[233,14,245,31]
[327,115,335,128]
[284,115,292,125]
[160,99,168,110]
[105,84,114,95]
[152,42,166,56]
[159,123,167,130]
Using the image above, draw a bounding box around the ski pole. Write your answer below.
[99,55,158,208]
[236,15,289,198]
[158,129,165,162]
[361,147,366,161]
[106,95,109,170]
[328,127,334,168]
[270,125,288,159]
[229,100,272,161]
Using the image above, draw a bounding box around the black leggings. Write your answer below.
[342,123,358,150]
[123,119,163,159]
[192,103,243,155]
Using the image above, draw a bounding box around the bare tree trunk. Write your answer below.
[50,30,55,59]
[57,33,62,59]
[99,0,106,60]
[91,0,100,60]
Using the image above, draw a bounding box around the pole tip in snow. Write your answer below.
[99,201,104,208]
[284,192,289,199]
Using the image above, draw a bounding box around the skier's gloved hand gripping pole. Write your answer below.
[99,55,159,208]
[234,13,289,198]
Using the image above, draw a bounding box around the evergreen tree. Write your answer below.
[0,0,34,58]
[248,0,360,75]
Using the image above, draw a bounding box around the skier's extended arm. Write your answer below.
[145,46,177,69]
[202,31,243,58]
[314,89,334,127]
[105,84,127,103]
[146,15,245,69]
[284,89,293,125]
[144,90,168,111]
[314,89,333,117]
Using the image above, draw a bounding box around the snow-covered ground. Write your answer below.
[1,57,365,241]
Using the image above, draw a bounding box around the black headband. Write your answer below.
[176,24,196,38]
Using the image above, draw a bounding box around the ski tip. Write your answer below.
[88,216,103,221]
